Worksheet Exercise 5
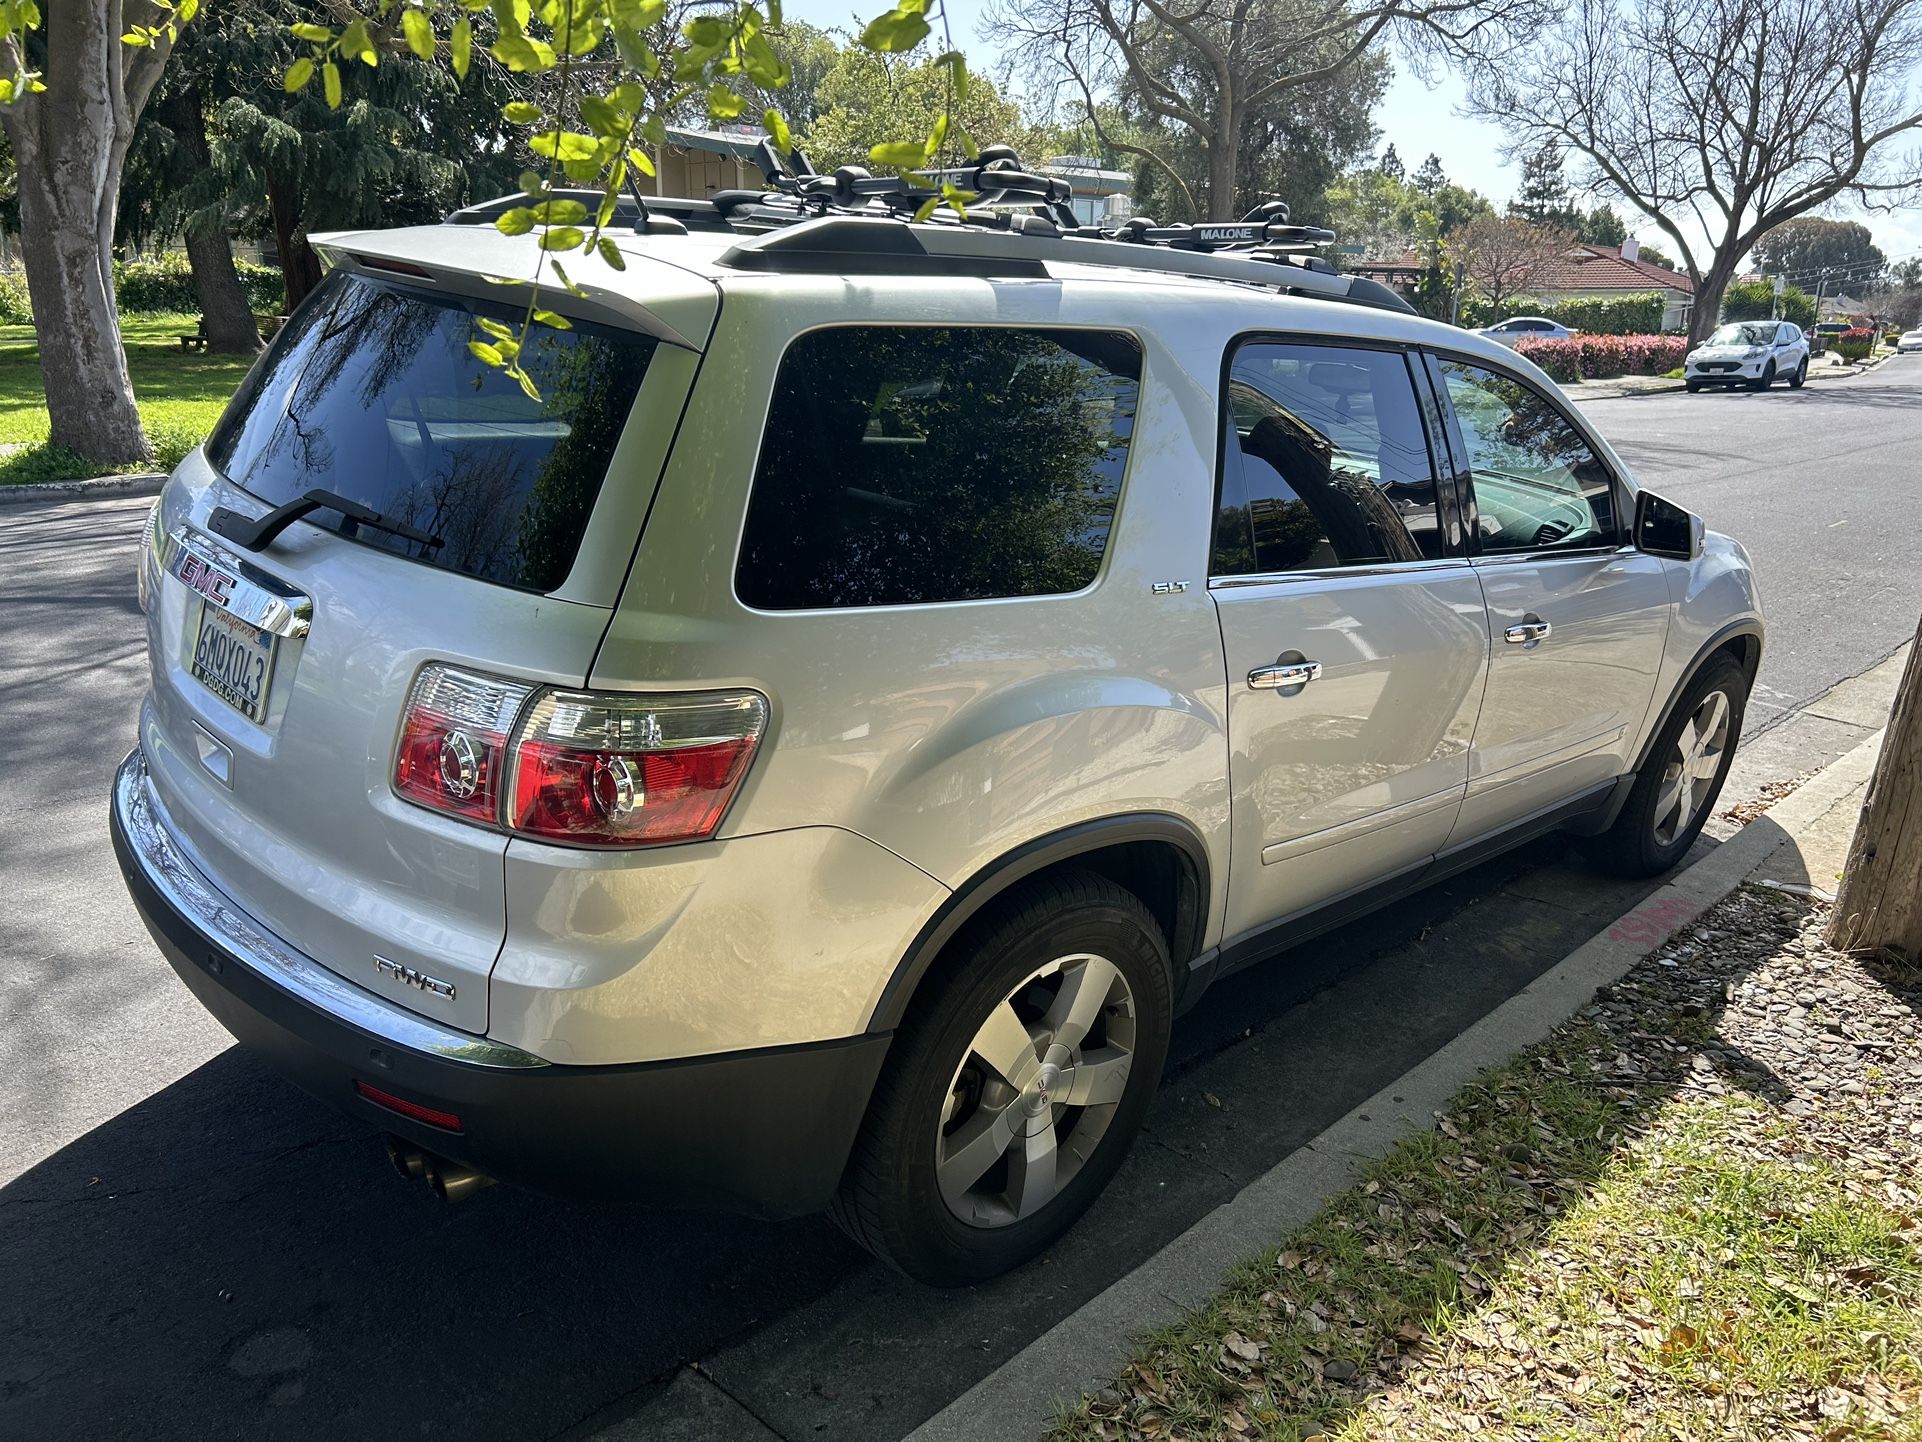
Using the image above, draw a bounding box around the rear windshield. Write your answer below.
[206,271,657,592]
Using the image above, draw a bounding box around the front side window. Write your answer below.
[1213,341,1443,575]
[735,326,1141,610]
[1437,358,1618,554]
[207,272,657,592]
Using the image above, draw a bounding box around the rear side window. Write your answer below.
[206,272,656,592]
[1213,341,1443,575]
[735,326,1141,610]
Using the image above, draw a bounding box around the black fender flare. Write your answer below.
[864,812,1213,1034]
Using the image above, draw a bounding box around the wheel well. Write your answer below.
[1724,633,1762,684]
[868,824,1210,1033]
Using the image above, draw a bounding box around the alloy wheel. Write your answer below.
[936,953,1136,1229]
[1653,690,1731,846]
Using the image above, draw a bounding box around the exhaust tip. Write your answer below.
[385,1134,428,1181]
[424,1157,496,1203]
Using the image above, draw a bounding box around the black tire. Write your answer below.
[1749,361,1776,391]
[1789,358,1808,388]
[1583,654,1748,878]
[831,870,1173,1286]
[1685,379,1703,393]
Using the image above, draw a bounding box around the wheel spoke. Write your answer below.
[1062,1046,1131,1107]
[1654,770,1686,831]
[970,1001,1043,1092]
[1044,955,1119,1052]
[1675,717,1699,759]
[937,1103,1018,1205]
[1008,1119,1059,1219]
[1692,747,1723,780]
[1697,692,1729,744]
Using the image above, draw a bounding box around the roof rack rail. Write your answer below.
[719,215,1414,313]
[443,145,1413,314]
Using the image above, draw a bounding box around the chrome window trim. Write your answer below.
[1469,543,1639,568]
[1208,557,1473,589]
[161,527,313,640]
[114,748,549,1071]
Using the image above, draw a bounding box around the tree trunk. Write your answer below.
[157,85,261,355]
[1826,623,1922,964]
[1207,103,1241,221]
[267,172,323,312]
[0,3,172,466]
[1688,255,1741,346]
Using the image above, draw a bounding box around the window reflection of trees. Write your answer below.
[738,327,1141,610]
[207,273,653,592]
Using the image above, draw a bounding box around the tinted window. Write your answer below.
[208,272,656,592]
[1213,342,1442,575]
[736,327,1140,610]
[1438,359,1617,553]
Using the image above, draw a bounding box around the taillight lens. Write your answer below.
[393,665,535,823]
[509,689,768,846]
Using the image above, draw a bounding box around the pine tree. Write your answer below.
[1377,142,1404,181]
[1412,151,1447,194]
[1577,204,1627,247]
[1510,143,1580,229]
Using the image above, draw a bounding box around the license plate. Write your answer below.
[190,597,279,723]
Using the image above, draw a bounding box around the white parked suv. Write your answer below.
[1685,319,1810,391]
[112,157,1762,1285]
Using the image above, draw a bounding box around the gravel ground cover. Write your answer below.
[1051,884,1922,1441]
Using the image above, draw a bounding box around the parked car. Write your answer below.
[1898,329,1922,354]
[1684,320,1810,390]
[1477,315,1573,347]
[113,169,1763,1285]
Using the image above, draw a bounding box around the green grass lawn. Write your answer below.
[0,313,255,484]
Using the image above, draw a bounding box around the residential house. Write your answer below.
[1532,239,1695,330]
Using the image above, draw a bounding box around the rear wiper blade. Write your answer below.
[208,488,444,554]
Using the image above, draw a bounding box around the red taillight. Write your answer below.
[393,665,534,823]
[508,690,768,846]
[354,1080,463,1132]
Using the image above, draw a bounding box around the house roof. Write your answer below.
[1536,244,1693,295]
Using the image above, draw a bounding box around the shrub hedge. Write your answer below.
[114,253,285,315]
[1470,291,1669,336]
[0,269,31,324]
[1513,334,1689,381]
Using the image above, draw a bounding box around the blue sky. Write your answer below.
[775,0,1922,272]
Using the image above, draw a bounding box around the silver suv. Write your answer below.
[112,165,1762,1285]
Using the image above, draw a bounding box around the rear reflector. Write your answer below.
[354,1080,464,1132]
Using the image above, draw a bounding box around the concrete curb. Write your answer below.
[904,729,1888,1442]
[0,472,167,506]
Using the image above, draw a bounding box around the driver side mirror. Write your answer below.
[1634,489,1704,560]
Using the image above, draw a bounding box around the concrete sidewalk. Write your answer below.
[906,710,1892,1441]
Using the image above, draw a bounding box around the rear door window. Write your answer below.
[1212,341,1445,575]
[206,271,657,593]
[735,326,1141,610]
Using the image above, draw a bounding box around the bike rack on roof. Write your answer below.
[442,144,1415,314]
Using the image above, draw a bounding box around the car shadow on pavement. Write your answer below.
[0,838,1712,1442]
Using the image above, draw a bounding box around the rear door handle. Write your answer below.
[1504,620,1552,645]
[1248,661,1322,689]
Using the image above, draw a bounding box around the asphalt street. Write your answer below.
[1,356,1916,1441]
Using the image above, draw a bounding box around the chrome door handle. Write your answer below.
[1504,621,1552,645]
[1248,661,1322,690]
